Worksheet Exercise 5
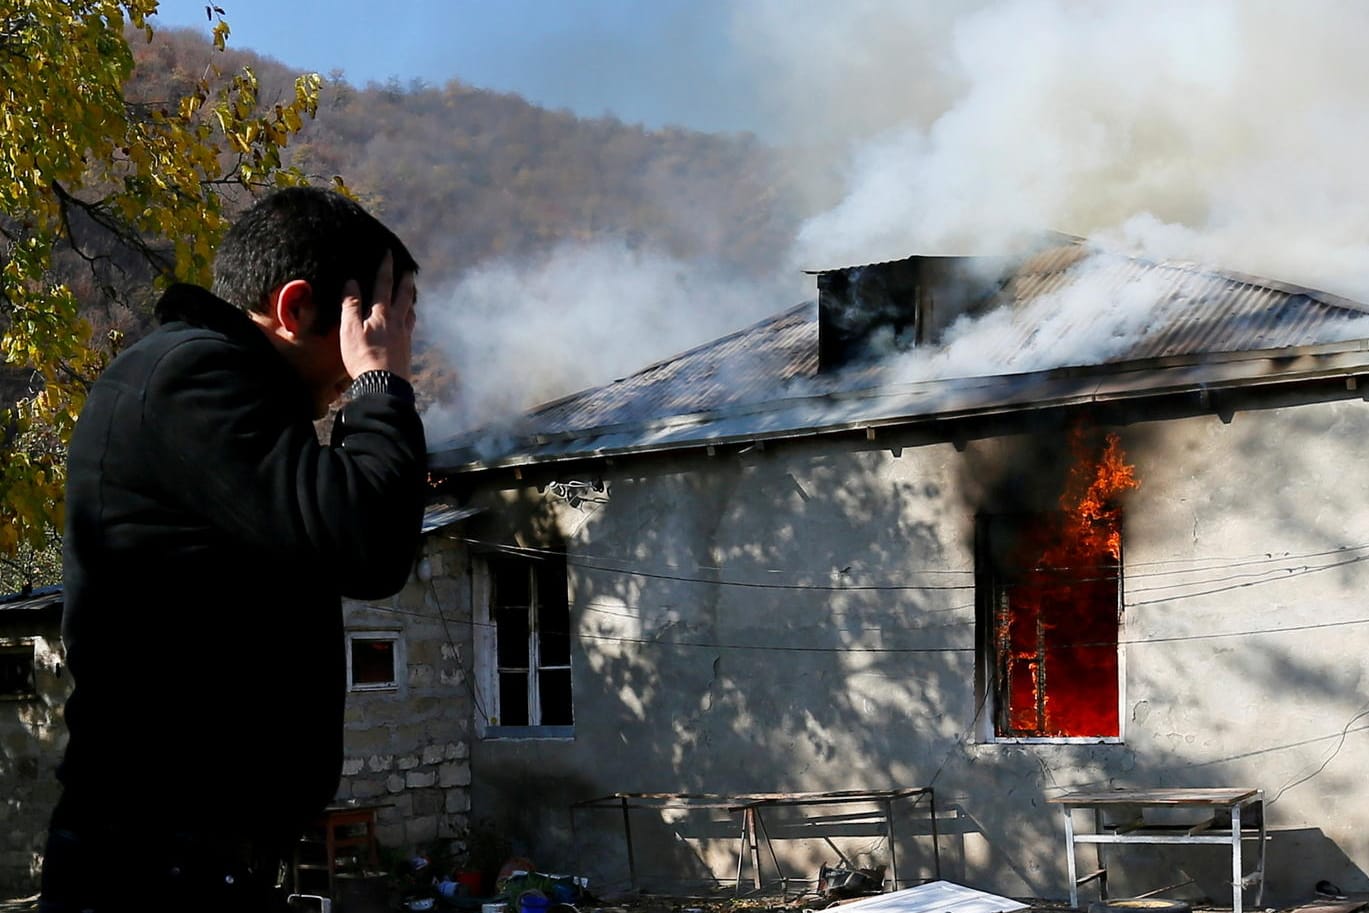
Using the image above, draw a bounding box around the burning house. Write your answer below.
[424,234,1369,902]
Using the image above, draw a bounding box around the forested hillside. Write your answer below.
[129,27,802,291]
[120,27,808,419]
[0,20,804,591]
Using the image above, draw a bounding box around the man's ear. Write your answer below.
[269,279,315,338]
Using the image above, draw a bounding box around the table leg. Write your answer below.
[1063,806,1079,910]
[325,819,337,898]
[1095,807,1108,902]
[620,796,637,891]
[929,789,941,880]
[1255,793,1266,906]
[748,808,762,890]
[886,798,898,890]
[735,812,747,895]
[1230,804,1242,913]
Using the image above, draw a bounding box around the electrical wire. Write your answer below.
[334,532,1369,668]
[424,567,492,724]
[457,535,1369,595]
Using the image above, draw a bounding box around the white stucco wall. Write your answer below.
[450,392,1369,903]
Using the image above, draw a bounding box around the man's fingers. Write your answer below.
[340,279,363,319]
[371,251,395,313]
[394,271,417,319]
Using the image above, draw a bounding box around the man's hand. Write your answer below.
[340,251,417,380]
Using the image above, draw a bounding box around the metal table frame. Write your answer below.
[571,787,940,895]
[1048,787,1266,913]
[570,792,737,891]
[730,788,939,895]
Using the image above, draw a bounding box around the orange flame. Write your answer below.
[1056,428,1139,561]
[996,424,1139,737]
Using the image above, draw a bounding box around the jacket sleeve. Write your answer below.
[140,333,428,599]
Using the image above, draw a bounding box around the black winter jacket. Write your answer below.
[57,283,427,840]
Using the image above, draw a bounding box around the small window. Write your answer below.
[0,641,37,701]
[346,632,401,691]
[477,551,573,736]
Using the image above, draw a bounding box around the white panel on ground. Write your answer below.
[834,881,1030,913]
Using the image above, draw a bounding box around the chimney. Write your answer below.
[814,254,1016,372]
[816,258,925,372]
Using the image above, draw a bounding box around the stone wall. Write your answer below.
[0,606,69,894]
[0,530,476,896]
[337,535,475,855]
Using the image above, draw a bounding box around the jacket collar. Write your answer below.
[153,283,314,415]
[154,283,264,341]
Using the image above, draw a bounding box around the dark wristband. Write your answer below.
[347,370,415,403]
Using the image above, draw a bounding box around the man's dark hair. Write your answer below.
[212,187,419,334]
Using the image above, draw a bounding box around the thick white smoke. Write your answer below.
[420,241,800,439]
[427,1,1369,436]
[735,0,1369,301]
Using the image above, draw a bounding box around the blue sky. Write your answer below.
[149,0,765,135]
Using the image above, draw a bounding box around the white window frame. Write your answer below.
[473,553,573,740]
[345,629,403,692]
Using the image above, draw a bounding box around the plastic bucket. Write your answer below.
[520,892,551,913]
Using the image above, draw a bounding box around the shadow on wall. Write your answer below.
[465,396,1369,903]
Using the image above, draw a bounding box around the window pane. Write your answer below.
[536,558,567,614]
[539,669,573,725]
[495,606,530,668]
[491,557,529,608]
[351,639,396,686]
[0,647,35,698]
[537,554,571,665]
[1042,574,1119,737]
[987,511,1121,739]
[539,630,571,668]
[499,672,529,726]
[538,602,571,667]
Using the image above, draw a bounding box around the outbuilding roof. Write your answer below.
[0,585,62,616]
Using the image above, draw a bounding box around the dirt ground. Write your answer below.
[3,888,1330,913]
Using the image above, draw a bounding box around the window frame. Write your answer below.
[0,638,38,702]
[345,629,404,693]
[473,551,574,740]
[974,511,1126,744]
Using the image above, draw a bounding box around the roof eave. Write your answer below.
[430,338,1369,476]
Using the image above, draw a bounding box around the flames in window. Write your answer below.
[994,427,1139,738]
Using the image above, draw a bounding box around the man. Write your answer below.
[40,187,427,911]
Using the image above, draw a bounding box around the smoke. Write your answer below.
[428,2,1369,440]
[419,240,800,440]
[735,0,1369,301]
[900,260,1169,383]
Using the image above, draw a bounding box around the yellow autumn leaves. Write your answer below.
[0,1,321,561]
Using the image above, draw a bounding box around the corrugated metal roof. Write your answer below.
[431,240,1369,472]
[421,503,483,533]
[524,304,818,436]
[0,585,62,615]
[984,245,1369,363]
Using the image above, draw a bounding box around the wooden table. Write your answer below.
[1048,788,1265,913]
